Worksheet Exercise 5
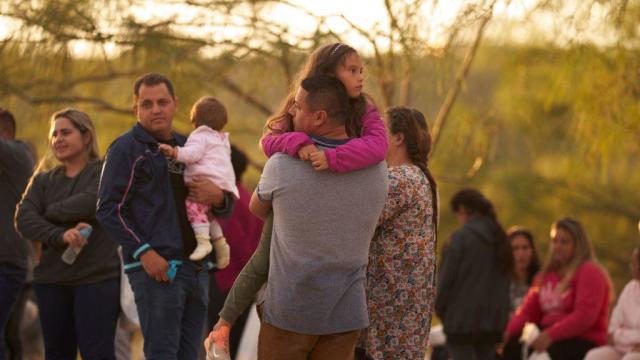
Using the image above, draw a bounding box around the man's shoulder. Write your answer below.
[107,129,143,154]
[264,153,299,168]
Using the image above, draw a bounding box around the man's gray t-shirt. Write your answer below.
[257,151,388,335]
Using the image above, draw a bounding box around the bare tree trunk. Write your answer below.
[430,0,496,156]
[220,77,273,116]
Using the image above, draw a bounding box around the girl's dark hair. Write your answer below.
[507,226,541,284]
[451,188,513,274]
[263,43,367,141]
[386,106,438,231]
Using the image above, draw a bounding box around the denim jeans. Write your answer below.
[0,265,25,360]
[34,277,120,360]
[128,262,209,360]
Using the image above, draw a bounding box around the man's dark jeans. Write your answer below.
[128,262,209,360]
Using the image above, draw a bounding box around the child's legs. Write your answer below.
[185,199,211,237]
[209,218,224,240]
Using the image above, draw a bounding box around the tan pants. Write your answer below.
[257,321,360,360]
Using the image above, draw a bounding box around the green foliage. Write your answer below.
[1,0,638,293]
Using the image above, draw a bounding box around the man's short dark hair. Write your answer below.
[133,73,176,98]
[300,75,349,125]
[0,108,16,136]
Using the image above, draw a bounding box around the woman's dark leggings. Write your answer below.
[34,278,120,360]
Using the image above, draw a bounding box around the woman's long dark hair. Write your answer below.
[450,188,513,274]
[507,226,540,284]
[386,106,438,230]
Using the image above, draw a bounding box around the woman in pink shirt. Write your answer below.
[504,217,611,360]
[585,245,640,360]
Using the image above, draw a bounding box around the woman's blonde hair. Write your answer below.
[542,217,612,295]
[36,108,99,172]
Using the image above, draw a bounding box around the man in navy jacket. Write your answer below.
[97,73,234,359]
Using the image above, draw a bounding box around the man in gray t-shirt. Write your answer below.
[250,75,387,359]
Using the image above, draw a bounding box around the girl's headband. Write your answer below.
[330,43,344,57]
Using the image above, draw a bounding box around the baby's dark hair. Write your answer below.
[191,97,227,131]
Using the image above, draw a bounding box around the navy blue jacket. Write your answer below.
[97,123,233,270]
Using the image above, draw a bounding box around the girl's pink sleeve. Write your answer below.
[324,105,388,173]
[261,132,314,158]
[545,263,609,342]
[506,280,544,338]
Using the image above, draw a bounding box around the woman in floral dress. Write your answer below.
[357,106,438,360]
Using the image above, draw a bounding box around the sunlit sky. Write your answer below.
[0,0,617,57]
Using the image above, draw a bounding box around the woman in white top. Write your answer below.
[585,245,640,360]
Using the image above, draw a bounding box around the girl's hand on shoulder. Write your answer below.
[297,144,319,161]
[309,151,329,171]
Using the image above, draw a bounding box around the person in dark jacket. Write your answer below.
[0,108,34,360]
[15,108,120,359]
[436,188,513,360]
[96,73,235,359]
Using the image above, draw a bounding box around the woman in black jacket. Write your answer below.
[16,108,120,360]
[436,188,513,360]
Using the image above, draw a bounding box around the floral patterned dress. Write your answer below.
[359,164,437,360]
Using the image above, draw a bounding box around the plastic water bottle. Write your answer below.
[206,342,230,360]
[61,226,92,265]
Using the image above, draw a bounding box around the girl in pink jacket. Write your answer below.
[160,97,238,265]
[585,246,640,360]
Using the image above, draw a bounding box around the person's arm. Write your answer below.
[322,105,388,173]
[15,173,67,248]
[434,232,464,320]
[0,139,34,194]
[44,162,100,223]
[186,177,235,218]
[219,212,272,323]
[610,282,640,348]
[174,130,208,165]
[261,132,314,158]
[544,263,609,342]
[505,283,544,339]
[248,155,279,220]
[96,142,152,260]
[249,189,272,220]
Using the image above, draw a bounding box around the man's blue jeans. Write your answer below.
[0,265,25,360]
[128,262,209,360]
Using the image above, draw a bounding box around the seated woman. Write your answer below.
[500,226,541,359]
[504,217,611,360]
[508,226,541,314]
[584,245,640,360]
